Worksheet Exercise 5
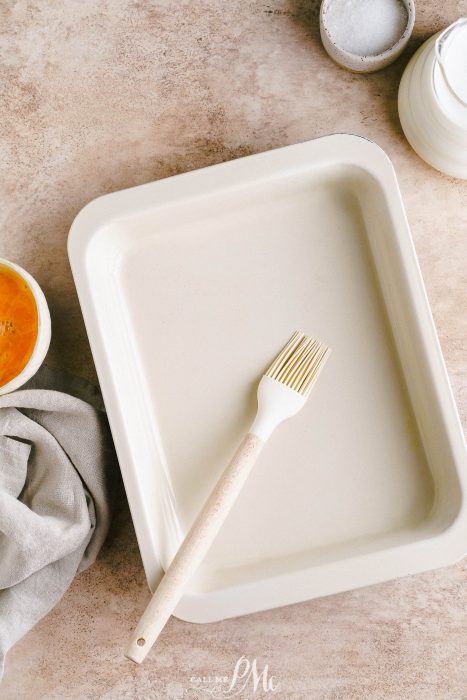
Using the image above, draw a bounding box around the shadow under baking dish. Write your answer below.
[70,136,466,621]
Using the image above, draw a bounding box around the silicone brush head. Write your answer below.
[265,330,331,397]
[250,331,331,440]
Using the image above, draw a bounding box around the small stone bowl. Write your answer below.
[320,0,415,73]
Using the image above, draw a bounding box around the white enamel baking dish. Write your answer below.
[68,135,467,622]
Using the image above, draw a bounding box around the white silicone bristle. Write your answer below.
[265,331,331,397]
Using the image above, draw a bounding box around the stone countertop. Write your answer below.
[1,1,466,698]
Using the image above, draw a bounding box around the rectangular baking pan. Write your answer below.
[68,135,467,622]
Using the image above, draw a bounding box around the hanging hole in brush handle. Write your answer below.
[434,17,467,108]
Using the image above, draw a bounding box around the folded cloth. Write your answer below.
[0,365,115,678]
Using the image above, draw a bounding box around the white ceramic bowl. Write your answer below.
[320,0,415,73]
[398,19,467,179]
[0,258,51,395]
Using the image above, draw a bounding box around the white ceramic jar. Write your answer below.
[399,18,467,178]
[0,258,51,395]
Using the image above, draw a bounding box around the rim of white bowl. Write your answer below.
[0,258,51,395]
[320,0,415,63]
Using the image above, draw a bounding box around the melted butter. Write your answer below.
[0,264,38,388]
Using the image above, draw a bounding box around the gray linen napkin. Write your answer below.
[0,365,115,678]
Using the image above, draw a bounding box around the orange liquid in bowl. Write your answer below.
[0,264,39,388]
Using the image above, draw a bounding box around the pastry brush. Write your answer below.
[125,330,331,663]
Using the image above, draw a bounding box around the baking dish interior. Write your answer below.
[84,159,463,596]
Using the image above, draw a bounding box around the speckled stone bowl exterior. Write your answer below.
[320,0,415,73]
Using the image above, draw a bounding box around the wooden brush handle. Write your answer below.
[125,432,264,663]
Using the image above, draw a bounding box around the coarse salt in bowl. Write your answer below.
[320,0,415,73]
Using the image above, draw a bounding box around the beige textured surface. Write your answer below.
[1,1,466,698]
